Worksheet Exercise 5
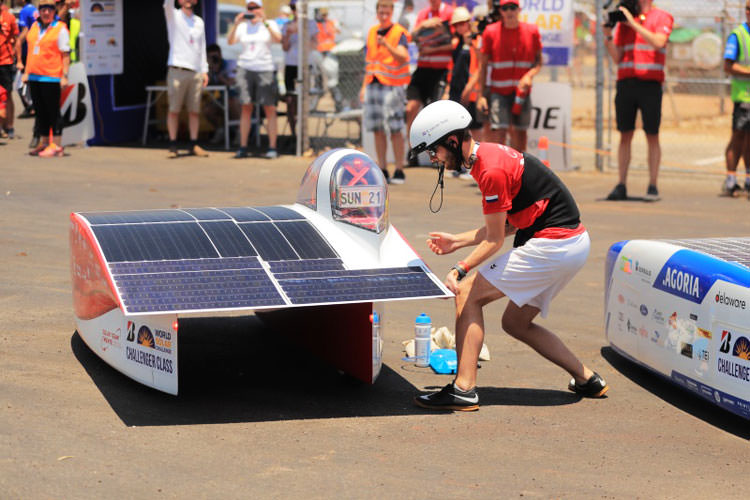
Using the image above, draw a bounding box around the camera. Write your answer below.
[603,0,640,29]
[244,12,255,20]
[475,0,501,38]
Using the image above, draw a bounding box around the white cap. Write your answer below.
[247,0,263,8]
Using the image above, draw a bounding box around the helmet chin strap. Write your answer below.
[429,130,467,213]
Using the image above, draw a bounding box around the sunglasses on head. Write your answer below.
[500,4,518,11]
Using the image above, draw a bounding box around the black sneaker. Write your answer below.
[414,382,480,411]
[568,372,609,398]
[28,135,40,149]
[381,168,391,184]
[722,179,741,197]
[234,147,249,159]
[391,169,406,185]
[606,183,627,200]
[644,184,660,201]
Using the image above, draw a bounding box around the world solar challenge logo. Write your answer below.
[125,324,174,375]
[716,330,750,384]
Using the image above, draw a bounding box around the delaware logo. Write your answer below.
[485,195,499,203]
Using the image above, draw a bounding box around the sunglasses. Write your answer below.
[247,5,261,9]
[500,4,518,11]
[39,5,57,11]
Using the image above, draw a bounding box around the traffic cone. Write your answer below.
[538,135,550,167]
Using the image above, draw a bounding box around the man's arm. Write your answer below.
[163,0,174,23]
[518,49,542,92]
[61,52,70,87]
[15,27,28,71]
[443,212,507,292]
[725,59,750,77]
[620,7,668,50]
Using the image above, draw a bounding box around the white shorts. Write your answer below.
[478,231,590,318]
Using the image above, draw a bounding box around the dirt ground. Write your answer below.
[2,107,750,499]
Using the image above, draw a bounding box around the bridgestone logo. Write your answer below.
[716,292,746,310]
[661,267,700,299]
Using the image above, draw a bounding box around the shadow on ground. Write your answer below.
[72,315,581,426]
[602,347,750,439]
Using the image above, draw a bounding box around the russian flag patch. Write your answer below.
[485,195,499,203]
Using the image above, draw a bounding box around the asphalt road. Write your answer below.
[2,119,749,498]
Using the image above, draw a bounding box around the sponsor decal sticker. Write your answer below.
[639,304,648,316]
[715,291,746,310]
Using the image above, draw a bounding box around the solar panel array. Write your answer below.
[663,237,750,270]
[79,206,446,314]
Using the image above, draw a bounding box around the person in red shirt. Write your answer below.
[603,0,673,201]
[0,0,19,138]
[477,0,541,152]
[408,99,608,411]
[405,0,453,137]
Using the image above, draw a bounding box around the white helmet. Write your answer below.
[409,100,472,157]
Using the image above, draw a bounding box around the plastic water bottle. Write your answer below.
[511,87,529,115]
[415,313,432,367]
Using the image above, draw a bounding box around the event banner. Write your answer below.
[80,0,124,75]
[527,81,572,171]
[61,62,96,146]
[519,0,574,66]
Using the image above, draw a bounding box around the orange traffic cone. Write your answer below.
[538,136,550,167]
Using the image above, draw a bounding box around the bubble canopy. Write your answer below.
[296,150,389,233]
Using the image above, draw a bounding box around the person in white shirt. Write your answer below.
[228,0,282,159]
[163,0,209,158]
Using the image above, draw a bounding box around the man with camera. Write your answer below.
[476,0,542,153]
[602,0,673,201]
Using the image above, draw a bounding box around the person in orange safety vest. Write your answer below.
[360,0,410,184]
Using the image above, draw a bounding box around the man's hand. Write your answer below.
[477,95,488,113]
[60,76,68,88]
[21,73,28,84]
[16,61,24,72]
[427,232,459,255]
[359,86,365,103]
[233,12,245,25]
[202,73,209,87]
[444,269,460,294]
[620,6,636,27]
[518,73,532,93]
[602,23,613,39]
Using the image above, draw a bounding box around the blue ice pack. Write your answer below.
[429,349,457,374]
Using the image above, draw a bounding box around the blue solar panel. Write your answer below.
[219,207,270,222]
[109,257,262,275]
[92,223,219,262]
[81,210,194,225]
[199,221,258,257]
[277,267,444,304]
[268,259,345,273]
[238,222,299,261]
[275,221,338,260]
[182,208,232,221]
[255,206,305,221]
[113,262,284,313]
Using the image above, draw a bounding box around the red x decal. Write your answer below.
[344,165,370,186]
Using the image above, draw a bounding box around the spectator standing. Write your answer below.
[360,0,409,184]
[0,0,18,138]
[58,1,80,63]
[477,0,542,152]
[405,0,453,136]
[441,6,480,180]
[603,0,673,201]
[408,100,607,411]
[14,0,37,126]
[722,0,750,196]
[163,0,209,159]
[228,0,282,159]
[22,0,69,157]
[315,7,338,56]
[281,1,317,138]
